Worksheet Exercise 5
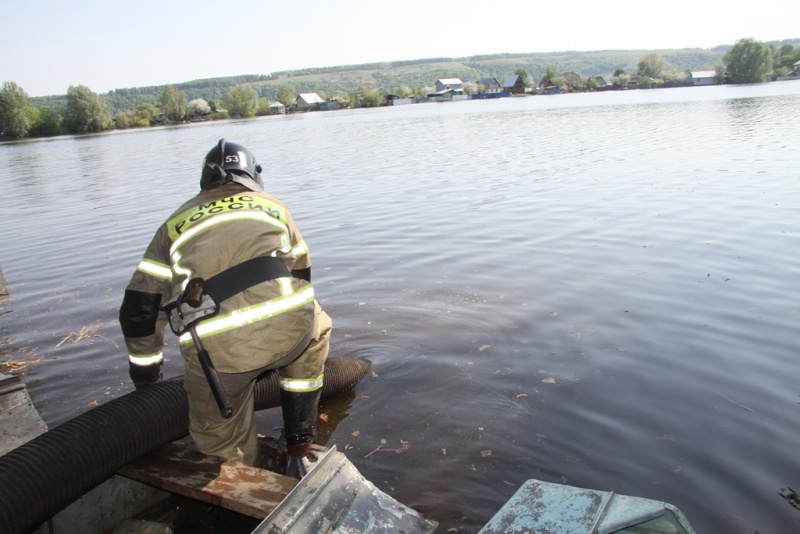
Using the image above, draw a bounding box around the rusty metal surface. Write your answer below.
[119,442,297,519]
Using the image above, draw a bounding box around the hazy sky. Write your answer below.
[3,0,796,97]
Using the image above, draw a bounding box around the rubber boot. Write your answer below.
[280,388,322,480]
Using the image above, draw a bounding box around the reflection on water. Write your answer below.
[2,81,800,533]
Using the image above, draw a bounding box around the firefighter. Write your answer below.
[119,138,331,479]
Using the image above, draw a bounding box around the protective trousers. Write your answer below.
[278,307,332,478]
[281,387,323,479]
[185,306,331,466]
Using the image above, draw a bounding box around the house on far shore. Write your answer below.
[296,93,325,111]
[434,78,464,93]
[539,78,562,94]
[478,77,502,93]
[269,102,285,115]
[428,78,465,100]
[587,76,607,88]
[690,70,717,86]
[562,72,582,89]
[427,88,462,100]
[319,100,339,111]
[501,75,526,95]
[387,94,414,106]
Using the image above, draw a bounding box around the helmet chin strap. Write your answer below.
[205,163,263,192]
[229,174,263,192]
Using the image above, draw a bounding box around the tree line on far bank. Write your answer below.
[1,37,797,141]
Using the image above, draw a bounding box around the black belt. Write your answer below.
[204,256,291,303]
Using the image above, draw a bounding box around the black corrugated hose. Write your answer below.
[0,357,371,534]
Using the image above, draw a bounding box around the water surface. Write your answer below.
[2,81,799,533]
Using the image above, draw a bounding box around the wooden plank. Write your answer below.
[119,443,297,519]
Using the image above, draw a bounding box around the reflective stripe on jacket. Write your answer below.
[121,183,315,374]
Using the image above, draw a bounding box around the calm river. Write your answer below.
[2,82,799,533]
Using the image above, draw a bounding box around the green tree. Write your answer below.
[714,64,725,83]
[134,104,159,126]
[360,87,386,107]
[226,84,258,118]
[277,82,296,108]
[344,89,359,109]
[777,44,797,69]
[637,74,655,88]
[667,70,688,84]
[64,85,113,134]
[0,81,33,139]
[724,38,774,83]
[612,72,630,87]
[161,85,187,122]
[115,110,131,129]
[637,53,666,79]
[550,76,568,91]
[540,64,557,83]
[256,97,271,116]
[187,98,211,116]
[29,105,63,137]
[462,81,478,95]
[394,85,413,98]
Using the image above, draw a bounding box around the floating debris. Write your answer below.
[365,439,411,458]
[56,325,98,347]
[780,487,800,512]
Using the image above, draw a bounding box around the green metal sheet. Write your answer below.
[479,479,697,534]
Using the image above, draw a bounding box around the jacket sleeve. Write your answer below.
[119,229,172,387]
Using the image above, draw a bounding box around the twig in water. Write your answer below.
[57,326,95,347]
[364,439,410,458]
[364,444,384,459]
[713,390,755,413]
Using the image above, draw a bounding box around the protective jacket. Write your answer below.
[120,183,316,380]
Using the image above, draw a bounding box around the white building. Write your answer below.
[434,78,463,92]
[690,70,717,86]
[296,93,326,111]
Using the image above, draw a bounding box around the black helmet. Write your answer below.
[200,138,263,191]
